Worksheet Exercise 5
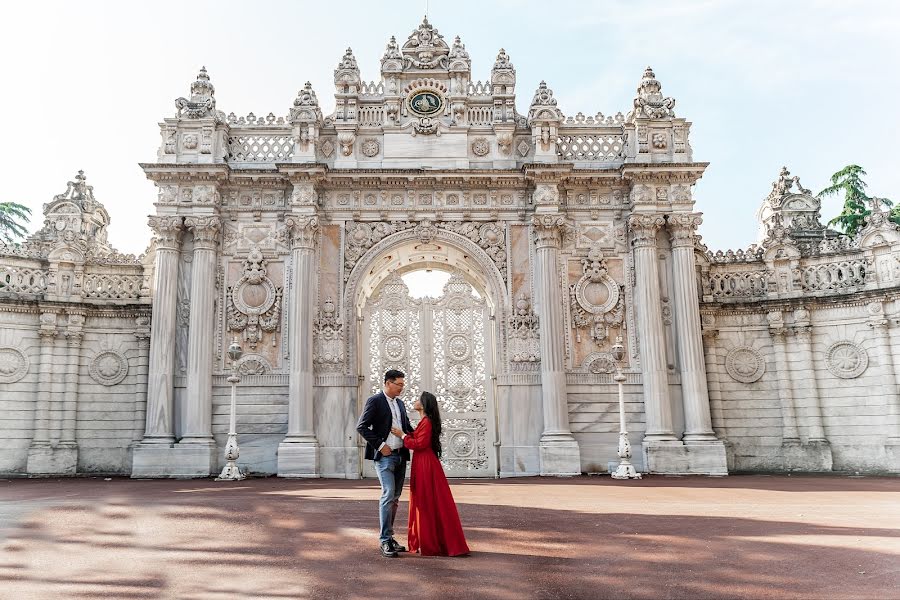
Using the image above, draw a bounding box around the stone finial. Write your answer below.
[629,66,675,121]
[31,171,112,253]
[400,16,450,70]
[334,48,361,86]
[448,35,471,73]
[383,36,402,61]
[528,81,562,121]
[757,167,834,246]
[290,81,323,123]
[175,66,218,119]
[493,48,513,71]
[491,48,516,86]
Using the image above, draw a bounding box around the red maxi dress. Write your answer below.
[403,417,470,556]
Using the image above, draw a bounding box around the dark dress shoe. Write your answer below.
[390,538,407,553]
[380,541,399,558]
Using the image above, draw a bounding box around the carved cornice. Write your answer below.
[531,214,571,249]
[184,216,222,249]
[627,213,665,249]
[285,215,320,250]
[668,212,703,248]
[148,216,184,250]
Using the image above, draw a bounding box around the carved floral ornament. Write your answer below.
[630,66,675,120]
[668,213,703,247]
[507,292,540,366]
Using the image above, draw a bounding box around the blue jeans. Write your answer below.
[374,453,407,544]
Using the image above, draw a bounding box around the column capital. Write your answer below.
[285,215,320,249]
[668,212,703,248]
[148,215,184,250]
[531,214,571,249]
[184,215,222,249]
[627,213,666,248]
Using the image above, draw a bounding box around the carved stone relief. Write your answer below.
[314,297,344,372]
[89,350,129,386]
[507,293,540,370]
[724,346,766,383]
[227,247,283,350]
[569,248,624,345]
[825,341,868,379]
[0,347,29,383]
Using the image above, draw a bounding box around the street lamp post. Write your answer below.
[610,336,641,480]
[216,337,245,481]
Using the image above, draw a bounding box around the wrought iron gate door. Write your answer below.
[363,272,495,478]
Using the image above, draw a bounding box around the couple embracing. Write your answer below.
[356,369,470,558]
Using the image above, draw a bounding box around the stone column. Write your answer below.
[668,214,718,442]
[700,316,727,440]
[177,216,221,474]
[628,214,677,442]
[132,216,183,477]
[532,214,580,475]
[278,214,320,476]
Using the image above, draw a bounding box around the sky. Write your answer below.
[1,0,898,255]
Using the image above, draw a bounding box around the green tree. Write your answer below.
[0,202,32,244]
[818,165,896,236]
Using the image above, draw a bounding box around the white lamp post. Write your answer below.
[610,336,641,480]
[216,337,245,481]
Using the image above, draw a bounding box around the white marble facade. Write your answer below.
[1,19,899,477]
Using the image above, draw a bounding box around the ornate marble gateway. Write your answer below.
[2,17,899,479]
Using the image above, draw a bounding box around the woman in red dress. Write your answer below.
[391,391,469,557]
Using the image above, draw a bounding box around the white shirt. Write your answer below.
[379,395,404,451]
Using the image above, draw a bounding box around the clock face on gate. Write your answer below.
[408,90,443,116]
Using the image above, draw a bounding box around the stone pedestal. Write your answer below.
[131,442,217,478]
[26,446,78,476]
[781,440,833,472]
[276,444,320,478]
[643,440,727,475]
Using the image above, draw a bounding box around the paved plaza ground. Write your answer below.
[0,475,897,600]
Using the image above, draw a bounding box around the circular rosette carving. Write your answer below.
[446,334,471,362]
[89,350,129,386]
[382,335,407,362]
[725,346,765,384]
[0,347,29,383]
[471,138,490,156]
[361,138,380,157]
[825,341,868,379]
[449,431,475,457]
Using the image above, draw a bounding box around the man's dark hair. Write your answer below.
[384,369,405,383]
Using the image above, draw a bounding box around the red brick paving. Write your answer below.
[0,475,898,599]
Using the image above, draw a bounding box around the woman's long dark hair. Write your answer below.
[420,392,442,458]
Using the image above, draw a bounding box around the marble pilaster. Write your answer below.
[532,213,580,475]
[26,316,59,474]
[867,302,900,452]
[278,214,320,477]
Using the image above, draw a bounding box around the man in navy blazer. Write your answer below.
[356,369,414,558]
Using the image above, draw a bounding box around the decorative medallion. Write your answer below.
[89,350,129,386]
[471,138,490,157]
[320,139,335,158]
[724,346,765,384]
[0,347,28,384]
[408,90,444,117]
[234,354,271,375]
[360,138,380,157]
[569,248,623,345]
[447,334,471,362]
[825,341,868,379]
[516,139,530,157]
[227,247,282,350]
[449,431,475,457]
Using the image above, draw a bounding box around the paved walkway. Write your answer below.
[0,475,898,600]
